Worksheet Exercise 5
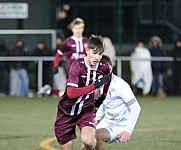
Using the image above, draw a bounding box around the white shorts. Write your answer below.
[96,118,124,143]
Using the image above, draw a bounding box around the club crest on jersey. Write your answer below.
[98,75,103,80]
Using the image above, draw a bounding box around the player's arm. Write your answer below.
[95,72,112,107]
[53,50,62,74]
[53,42,68,74]
[118,98,141,144]
[53,51,62,67]
[112,79,141,133]
[95,103,105,125]
[110,80,140,143]
[102,64,112,96]
[67,85,95,99]
[67,75,111,99]
[123,98,141,134]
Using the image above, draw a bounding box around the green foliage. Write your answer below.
[0,96,181,150]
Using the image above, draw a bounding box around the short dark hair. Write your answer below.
[101,55,112,66]
[87,34,105,53]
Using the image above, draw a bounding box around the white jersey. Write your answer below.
[95,74,141,134]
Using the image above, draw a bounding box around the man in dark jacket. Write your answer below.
[0,39,10,95]
[170,39,181,96]
[32,41,54,90]
[149,36,166,97]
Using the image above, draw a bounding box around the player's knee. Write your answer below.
[95,129,103,140]
[82,137,96,149]
[95,129,110,143]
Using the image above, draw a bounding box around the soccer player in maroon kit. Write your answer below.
[53,17,88,76]
[38,17,88,96]
[54,35,112,150]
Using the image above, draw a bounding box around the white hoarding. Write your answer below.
[0,3,28,19]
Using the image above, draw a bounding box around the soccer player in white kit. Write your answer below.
[94,55,141,150]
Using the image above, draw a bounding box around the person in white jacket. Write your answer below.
[130,42,153,95]
[94,55,141,150]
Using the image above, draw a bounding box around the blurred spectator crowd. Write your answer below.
[0,38,56,97]
[0,35,181,97]
[130,36,181,97]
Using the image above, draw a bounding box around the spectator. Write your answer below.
[53,37,67,91]
[130,42,153,95]
[164,68,173,96]
[149,36,166,97]
[103,37,116,68]
[170,38,181,96]
[0,39,10,96]
[31,41,54,91]
[10,39,32,97]
[55,4,72,37]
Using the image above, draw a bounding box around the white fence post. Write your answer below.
[0,56,174,94]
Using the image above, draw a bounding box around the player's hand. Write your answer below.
[94,75,111,89]
[94,94,106,108]
[118,131,131,144]
[53,67,59,74]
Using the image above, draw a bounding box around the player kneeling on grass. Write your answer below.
[94,55,141,150]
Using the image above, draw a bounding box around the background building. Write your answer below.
[0,0,180,54]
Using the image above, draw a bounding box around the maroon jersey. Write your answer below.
[55,36,88,73]
[58,57,110,116]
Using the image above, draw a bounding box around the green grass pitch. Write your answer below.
[0,96,181,150]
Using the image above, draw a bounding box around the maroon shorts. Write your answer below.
[54,108,96,145]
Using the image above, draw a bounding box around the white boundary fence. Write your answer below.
[0,56,174,91]
[116,56,174,78]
